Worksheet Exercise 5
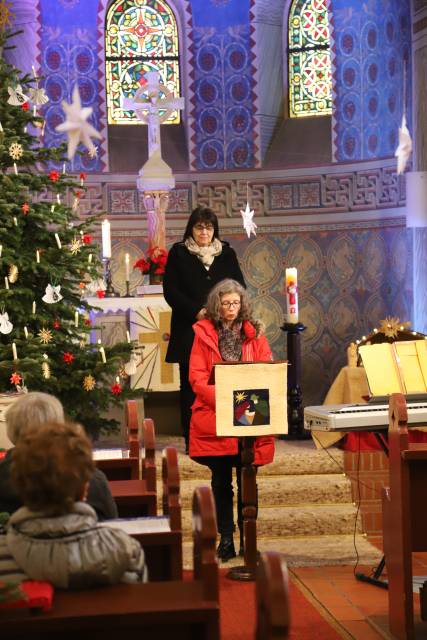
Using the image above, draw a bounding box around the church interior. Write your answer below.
[3,0,427,638]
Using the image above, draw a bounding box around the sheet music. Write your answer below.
[92,448,130,460]
[100,517,171,534]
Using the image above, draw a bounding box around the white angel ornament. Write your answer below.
[0,311,13,334]
[42,284,63,304]
[28,86,48,106]
[240,202,257,238]
[395,113,412,175]
[7,85,29,106]
[124,351,139,376]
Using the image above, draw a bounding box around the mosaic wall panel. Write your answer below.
[38,0,102,172]
[330,0,412,162]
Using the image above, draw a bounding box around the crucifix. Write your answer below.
[138,309,174,385]
[123,72,184,254]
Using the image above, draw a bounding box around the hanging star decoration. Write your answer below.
[88,146,98,159]
[395,113,412,175]
[240,202,257,238]
[48,170,60,182]
[10,372,22,386]
[378,316,411,339]
[69,237,82,255]
[55,85,102,160]
[8,142,23,161]
[21,202,30,215]
[111,382,122,395]
[82,234,92,245]
[83,375,96,391]
[0,0,14,30]
[38,327,53,344]
[8,265,18,283]
[62,352,74,364]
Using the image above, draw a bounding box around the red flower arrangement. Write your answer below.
[134,246,168,276]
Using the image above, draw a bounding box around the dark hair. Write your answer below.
[11,421,94,514]
[205,279,253,325]
[183,207,220,241]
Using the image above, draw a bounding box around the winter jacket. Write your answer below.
[6,502,147,589]
[189,319,275,463]
[0,449,118,521]
[163,241,245,363]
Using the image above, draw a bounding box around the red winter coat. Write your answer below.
[189,319,275,464]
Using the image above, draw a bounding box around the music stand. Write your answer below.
[213,361,288,581]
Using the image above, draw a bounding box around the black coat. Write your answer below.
[0,449,118,521]
[163,241,245,363]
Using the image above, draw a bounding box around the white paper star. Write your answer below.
[55,86,102,160]
[240,202,257,238]
[395,114,412,175]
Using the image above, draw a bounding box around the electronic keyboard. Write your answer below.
[304,402,427,431]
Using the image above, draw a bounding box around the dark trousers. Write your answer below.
[178,362,195,447]
[195,455,242,536]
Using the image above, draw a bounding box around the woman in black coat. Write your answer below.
[163,207,245,452]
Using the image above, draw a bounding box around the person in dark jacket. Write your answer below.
[0,392,118,521]
[163,206,245,452]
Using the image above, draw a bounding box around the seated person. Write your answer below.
[0,392,118,521]
[5,420,147,589]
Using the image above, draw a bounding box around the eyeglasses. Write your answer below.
[193,224,214,232]
[221,300,241,308]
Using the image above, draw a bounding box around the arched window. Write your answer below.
[105,0,180,125]
[288,0,332,118]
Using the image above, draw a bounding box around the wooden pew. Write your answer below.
[108,417,157,516]
[256,552,290,640]
[2,486,219,640]
[382,393,427,640]
[105,446,182,581]
[93,400,141,480]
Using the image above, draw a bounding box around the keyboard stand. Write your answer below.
[355,432,388,589]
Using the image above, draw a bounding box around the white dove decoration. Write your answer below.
[7,85,29,106]
[55,85,102,160]
[0,311,13,334]
[42,284,63,304]
[240,202,257,238]
[395,113,412,175]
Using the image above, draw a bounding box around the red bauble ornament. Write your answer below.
[49,170,60,182]
[62,352,74,364]
[111,383,122,395]
[21,102,29,111]
[53,320,60,329]
[82,234,92,244]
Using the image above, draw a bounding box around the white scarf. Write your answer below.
[185,237,222,267]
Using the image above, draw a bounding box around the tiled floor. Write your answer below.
[291,552,427,639]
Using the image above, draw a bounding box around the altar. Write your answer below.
[87,295,179,392]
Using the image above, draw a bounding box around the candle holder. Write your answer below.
[124,280,133,298]
[103,258,119,298]
[281,321,307,440]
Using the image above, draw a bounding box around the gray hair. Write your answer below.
[205,279,252,325]
[6,392,64,445]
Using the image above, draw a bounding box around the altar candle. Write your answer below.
[99,346,106,363]
[36,249,40,263]
[32,300,36,314]
[74,311,79,327]
[285,268,298,324]
[102,219,111,258]
[12,342,17,361]
[24,326,28,339]
[55,233,62,249]
[4,276,9,289]
[125,253,130,281]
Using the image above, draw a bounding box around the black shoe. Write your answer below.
[217,535,236,562]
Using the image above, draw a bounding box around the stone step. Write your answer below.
[160,472,352,511]
[180,503,363,540]
[181,533,382,569]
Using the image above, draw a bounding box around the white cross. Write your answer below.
[122,71,184,158]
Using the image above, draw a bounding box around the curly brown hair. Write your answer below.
[11,421,94,514]
[205,279,253,326]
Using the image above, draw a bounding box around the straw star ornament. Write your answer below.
[55,86,102,160]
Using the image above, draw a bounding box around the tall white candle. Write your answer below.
[125,253,130,281]
[54,233,62,249]
[0,245,2,257]
[101,219,111,258]
[99,346,106,363]
[4,276,9,289]
[56,194,61,204]
[88,253,93,264]
[13,217,17,226]
[285,268,298,324]
[13,163,18,175]
[36,249,40,263]
[74,311,79,327]
[12,342,17,361]
[32,300,36,314]
[24,326,28,339]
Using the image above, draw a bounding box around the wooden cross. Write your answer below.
[138,310,174,385]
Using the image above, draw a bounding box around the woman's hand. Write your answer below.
[196,307,207,320]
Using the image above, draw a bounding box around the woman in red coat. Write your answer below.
[189,279,275,561]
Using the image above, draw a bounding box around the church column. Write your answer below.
[411,1,427,333]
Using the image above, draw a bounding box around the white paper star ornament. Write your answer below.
[55,85,102,160]
[42,284,63,304]
[240,202,257,238]
[395,113,413,175]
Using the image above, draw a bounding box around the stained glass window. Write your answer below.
[288,0,332,118]
[106,0,180,124]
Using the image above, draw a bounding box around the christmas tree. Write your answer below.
[0,31,135,437]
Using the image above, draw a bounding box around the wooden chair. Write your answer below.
[109,417,157,516]
[93,400,141,480]
[256,552,290,640]
[1,486,219,640]
[382,393,427,640]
